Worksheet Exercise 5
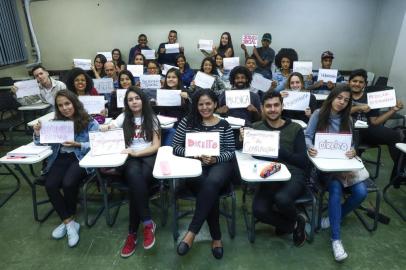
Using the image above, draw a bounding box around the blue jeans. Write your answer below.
[162,128,176,146]
[328,179,368,240]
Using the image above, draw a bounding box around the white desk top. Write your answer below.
[27,112,112,127]
[308,153,364,172]
[153,146,202,179]
[18,103,51,111]
[160,123,175,129]
[79,152,128,168]
[0,85,12,90]
[396,143,406,154]
[291,119,307,129]
[0,149,52,165]
[235,151,291,182]
[314,94,328,101]
[354,120,369,129]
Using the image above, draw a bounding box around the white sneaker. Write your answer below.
[321,217,330,229]
[51,223,67,239]
[66,221,80,247]
[332,240,348,262]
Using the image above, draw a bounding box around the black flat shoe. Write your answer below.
[211,246,223,259]
[177,241,190,256]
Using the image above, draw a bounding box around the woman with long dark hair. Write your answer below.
[112,48,126,72]
[87,54,107,79]
[191,57,226,97]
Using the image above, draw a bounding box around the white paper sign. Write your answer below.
[89,128,125,156]
[73,59,92,70]
[367,89,397,109]
[225,90,251,109]
[116,89,127,108]
[157,115,178,126]
[79,96,105,114]
[242,34,258,47]
[243,129,279,157]
[185,132,220,157]
[314,133,352,159]
[293,61,313,76]
[317,69,338,83]
[194,71,215,89]
[40,121,74,144]
[283,91,311,111]
[93,78,114,94]
[251,73,272,92]
[165,43,180,54]
[140,75,161,89]
[198,39,213,51]
[156,89,181,106]
[162,64,179,76]
[97,51,112,61]
[223,57,240,71]
[141,49,156,60]
[15,80,40,98]
[224,116,245,126]
[127,65,144,77]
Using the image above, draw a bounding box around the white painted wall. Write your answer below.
[1,0,381,78]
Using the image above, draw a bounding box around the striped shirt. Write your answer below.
[172,117,235,163]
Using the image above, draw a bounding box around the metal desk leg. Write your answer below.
[82,171,105,227]
[0,164,21,207]
[172,179,179,241]
[242,183,257,243]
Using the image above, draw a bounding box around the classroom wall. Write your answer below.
[1,0,383,78]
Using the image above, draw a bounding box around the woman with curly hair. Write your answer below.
[272,48,298,92]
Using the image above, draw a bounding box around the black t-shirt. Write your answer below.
[351,92,380,123]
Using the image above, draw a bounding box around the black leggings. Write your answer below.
[186,162,233,240]
[45,153,87,221]
[122,155,156,233]
[252,170,305,233]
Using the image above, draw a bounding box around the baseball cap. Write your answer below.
[321,51,334,59]
[262,33,272,42]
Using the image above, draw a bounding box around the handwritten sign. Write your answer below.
[116,89,127,108]
[314,133,352,159]
[97,51,112,61]
[194,71,215,89]
[127,65,144,77]
[79,96,105,114]
[283,91,311,111]
[242,34,258,47]
[317,69,338,83]
[225,90,251,109]
[243,129,279,157]
[73,59,92,70]
[251,73,272,92]
[14,80,40,98]
[141,49,156,60]
[185,132,220,157]
[367,89,397,109]
[198,39,213,51]
[162,64,179,76]
[223,57,240,71]
[140,75,161,89]
[93,78,114,94]
[293,61,313,76]
[89,128,125,156]
[40,120,74,144]
[165,43,180,54]
[156,89,181,106]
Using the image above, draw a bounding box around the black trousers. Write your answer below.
[45,153,87,221]
[252,170,305,233]
[186,161,233,240]
[122,155,156,233]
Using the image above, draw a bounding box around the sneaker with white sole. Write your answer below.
[332,240,348,262]
[321,217,330,229]
[66,221,80,247]
[143,221,156,249]
[51,223,67,239]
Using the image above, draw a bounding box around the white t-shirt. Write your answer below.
[113,113,158,152]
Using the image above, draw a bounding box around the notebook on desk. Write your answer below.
[7,145,51,157]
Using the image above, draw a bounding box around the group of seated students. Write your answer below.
[9,29,406,263]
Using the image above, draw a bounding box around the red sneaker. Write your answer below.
[121,233,137,258]
[143,222,156,249]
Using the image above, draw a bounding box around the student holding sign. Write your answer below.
[349,69,405,179]
[102,87,161,257]
[175,55,195,89]
[272,48,298,92]
[109,70,135,118]
[214,32,234,58]
[128,34,151,64]
[103,61,119,89]
[190,57,226,97]
[305,85,367,262]
[281,72,317,123]
[214,54,231,88]
[87,54,107,79]
[157,30,184,66]
[239,91,307,246]
[172,89,235,259]
[112,48,126,73]
[241,33,275,79]
[32,90,99,248]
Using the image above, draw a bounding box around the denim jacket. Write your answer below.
[33,119,99,174]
